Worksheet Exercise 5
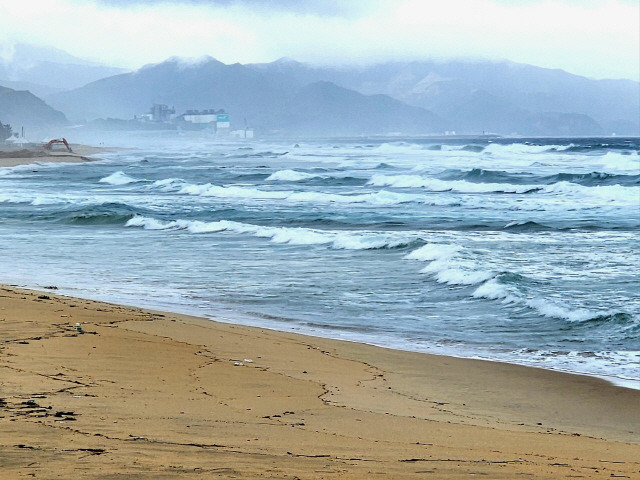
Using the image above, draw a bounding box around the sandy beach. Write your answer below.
[0,284,638,479]
[0,144,109,168]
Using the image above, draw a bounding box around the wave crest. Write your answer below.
[99,171,139,185]
[125,216,420,250]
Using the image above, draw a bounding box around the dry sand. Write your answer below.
[0,285,638,479]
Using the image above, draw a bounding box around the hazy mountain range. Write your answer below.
[1,44,638,137]
[250,58,638,136]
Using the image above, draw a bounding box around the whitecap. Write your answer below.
[404,243,461,261]
[151,178,185,189]
[542,181,640,205]
[124,216,417,251]
[99,171,138,185]
[125,216,169,230]
[176,181,447,206]
[597,150,640,173]
[266,170,316,182]
[472,279,519,303]
[483,142,563,155]
[368,174,537,193]
[525,298,595,322]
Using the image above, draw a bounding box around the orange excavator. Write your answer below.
[44,138,73,153]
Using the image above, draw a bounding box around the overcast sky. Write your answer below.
[1,0,638,80]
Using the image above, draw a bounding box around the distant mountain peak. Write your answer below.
[273,57,302,66]
[139,55,225,72]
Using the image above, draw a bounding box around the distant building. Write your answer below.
[136,104,176,123]
[177,109,230,135]
[216,113,230,135]
[135,105,236,135]
[182,109,218,124]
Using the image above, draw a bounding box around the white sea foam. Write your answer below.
[596,151,640,173]
[125,216,416,250]
[99,171,138,185]
[472,279,519,303]
[266,170,317,182]
[125,216,170,230]
[433,268,495,286]
[472,278,611,322]
[542,181,639,205]
[407,241,605,314]
[332,234,410,250]
[369,174,640,206]
[420,258,495,286]
[1,191,112,207]
[151,178,184,189]
[374,142,425,154]
[368,174,537,193]
[478,348,640,390]
[176,181,453,206]
[31,195,69,206]
[404,243,461,261]
[405,243,495,286]
[483,142,563,155]
[525,298,595,322]
[180,183,291,199]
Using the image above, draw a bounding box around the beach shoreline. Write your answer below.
[1,284,638,479]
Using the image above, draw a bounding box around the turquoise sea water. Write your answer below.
[1,136,638,387]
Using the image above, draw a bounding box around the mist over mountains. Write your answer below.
[0,43,129,96]
[1,44,638,138]
[248,58,638,136]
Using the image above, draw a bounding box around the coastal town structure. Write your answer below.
[136,104,176,123]
[136,104,234,135]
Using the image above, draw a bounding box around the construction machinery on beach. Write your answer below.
[43,138,73,153]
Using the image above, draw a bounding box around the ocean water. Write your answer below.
[1,136,639,388]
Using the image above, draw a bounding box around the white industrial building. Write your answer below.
[182,109,218,124]
[136,105,239,136]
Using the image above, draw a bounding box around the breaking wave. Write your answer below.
[443,168,639,187]
[369,174,540,193]
[266,170,318,182]
[472,278,633,325]
[543,171,640,186]
[404,242,633,324]
[99,171,140,185]
[369,174,639,204]
[176,182,456,206]
[125,215,421,250]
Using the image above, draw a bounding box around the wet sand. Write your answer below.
[0,285,638,479]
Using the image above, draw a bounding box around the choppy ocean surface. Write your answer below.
[1,136,639,388]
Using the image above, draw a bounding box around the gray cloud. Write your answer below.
[1,0,637,80]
